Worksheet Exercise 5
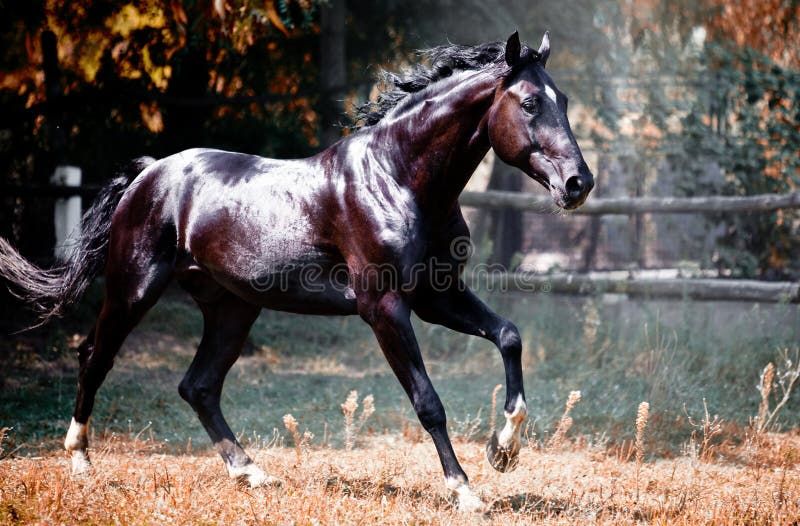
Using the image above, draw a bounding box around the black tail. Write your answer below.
[0,157,156,328]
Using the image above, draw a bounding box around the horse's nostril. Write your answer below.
[565,176,584,199]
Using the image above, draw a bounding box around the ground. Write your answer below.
[2,431,799,524]
[1,289,800,524]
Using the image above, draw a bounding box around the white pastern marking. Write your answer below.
[544,84,557,104]
[227,462,281,487]
[64,417,88,451]
[445,477,485,512]
[498,395,527,450]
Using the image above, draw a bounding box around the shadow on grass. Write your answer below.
[321,478,683,522]
[325,476,450,508]
[488,491,686,522]
[487,492,570,517]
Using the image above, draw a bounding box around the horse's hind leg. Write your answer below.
[65,260,172,473]
[177,290,269,486]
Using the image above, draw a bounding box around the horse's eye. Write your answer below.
[521,98,538,115]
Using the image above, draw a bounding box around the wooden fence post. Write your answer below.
[50,166,82,261]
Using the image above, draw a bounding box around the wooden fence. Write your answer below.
[480,273,800,303]
[460,190,800,214]
[6,184,800,215]
[459,190,800,303]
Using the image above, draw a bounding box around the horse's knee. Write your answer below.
[178,379,206,407]
[178,380,218,412]
[178,378,194,404]
[414,389,447,431]
[358,293,408,328]
[496,320,521,357]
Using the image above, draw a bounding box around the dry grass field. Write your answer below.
[2,428,799,524]
[2,291,800,524]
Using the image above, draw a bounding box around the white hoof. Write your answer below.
[447,478,485,513]
[456,487,485,513]
[70,450,92,476]
[228,463,281,488]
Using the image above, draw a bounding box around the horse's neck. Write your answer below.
[383,71,498,216]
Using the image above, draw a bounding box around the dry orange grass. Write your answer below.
[2,431,799,525]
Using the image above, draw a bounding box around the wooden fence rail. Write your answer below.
[460,190,800,214]
[481,273,800,303]
[6,185,800,216]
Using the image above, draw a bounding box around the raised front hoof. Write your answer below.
[229,463,282,488]
[70,450,92,476]
[486,433,520,473]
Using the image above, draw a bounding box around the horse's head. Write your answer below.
[488,32,594,210]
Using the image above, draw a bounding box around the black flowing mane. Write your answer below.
[354,41,509,128]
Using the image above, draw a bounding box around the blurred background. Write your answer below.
[2,0,799,276]
[1,1,799,455]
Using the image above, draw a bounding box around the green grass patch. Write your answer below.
[2,289,799,458]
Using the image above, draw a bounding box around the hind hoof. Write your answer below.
[229,463,281,488]
[70,450,92,476]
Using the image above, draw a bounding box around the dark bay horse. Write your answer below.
[0,32,593,511]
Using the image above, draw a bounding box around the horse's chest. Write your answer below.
[348,185,420,255]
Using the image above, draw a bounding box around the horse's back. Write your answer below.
[115,148,357,314]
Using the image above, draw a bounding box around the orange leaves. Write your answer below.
[264,0,290,37]
[170,0,188,26]
[139,101,164,133]
[213,0,227,21]
[707,0,800,68]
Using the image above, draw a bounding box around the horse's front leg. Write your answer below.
[413,283,527,473]
[358,291,484,512]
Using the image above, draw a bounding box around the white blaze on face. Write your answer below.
[544,84,557,104]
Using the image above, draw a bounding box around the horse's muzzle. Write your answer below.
[562,170,594,209]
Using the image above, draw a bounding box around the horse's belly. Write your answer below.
[248,266,358,314]
[209,255,359,315]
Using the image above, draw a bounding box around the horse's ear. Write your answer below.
[505,31,521,67]
[538,31,551,67]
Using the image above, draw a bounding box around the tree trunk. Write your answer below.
[163,43,210,153]
[581,156,605,271]
[488,164,523,268]
[319,0,347,148]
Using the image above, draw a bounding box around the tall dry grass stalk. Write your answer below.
[341,391,375,451]
[635,402,649,466]
[548,390,581,451]
[282,414,312,459]
[753,350,800,433]
[489,384,503,433]
[0,427,9,457]
[633,401,650,504]
[685,398,723,462]
[756,362,775,432]
[582,300,600,351]
[583,300,612,367]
